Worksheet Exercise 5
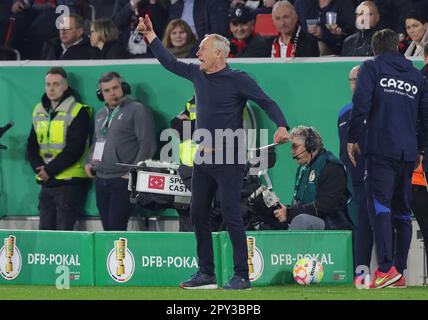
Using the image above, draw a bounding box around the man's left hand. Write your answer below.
[415,153,424,170]
[274,126,290,144]
[36,166,50,181]
[273,204,287,223]
[347,142,360,167]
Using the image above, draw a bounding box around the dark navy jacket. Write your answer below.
[168,0,229,39]
[149,37,287,148]
[348,52,428,162]
[338,103,365,185]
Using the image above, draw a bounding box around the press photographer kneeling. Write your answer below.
[261,125,353,230]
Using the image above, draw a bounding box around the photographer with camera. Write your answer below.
[260,125,353,230]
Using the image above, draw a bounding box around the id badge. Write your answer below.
[93,141,106,161]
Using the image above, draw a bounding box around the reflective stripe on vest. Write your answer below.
[32,99,90,180]
[186,100,196,121]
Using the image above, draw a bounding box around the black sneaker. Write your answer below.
[180,271,218,289]
[223,275,251,290]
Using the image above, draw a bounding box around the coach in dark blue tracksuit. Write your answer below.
[137,15,289,290]
[338,65,373,281]
[347,29,428,289]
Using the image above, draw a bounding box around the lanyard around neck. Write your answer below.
[293,165,309,200]
[101,106,120,137]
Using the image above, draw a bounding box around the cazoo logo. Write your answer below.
[380,77,418,95]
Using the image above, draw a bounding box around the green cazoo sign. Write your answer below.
[0,230,352,286]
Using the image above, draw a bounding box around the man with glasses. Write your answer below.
[42,13,97,60]
[341,1,380,56]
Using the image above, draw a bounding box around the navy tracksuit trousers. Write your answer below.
[365,155,413,273]
[353,183,374,271]
[190,162,249,280]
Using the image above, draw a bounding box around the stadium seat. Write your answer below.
[254,14,278,37]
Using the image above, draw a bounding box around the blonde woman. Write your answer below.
[90,18,128,59]
[161,19,198,58]
[404,11,428,57]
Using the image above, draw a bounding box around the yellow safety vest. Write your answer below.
[179,98,198,167]
[32,96,91,180]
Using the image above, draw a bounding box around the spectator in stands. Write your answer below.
[230,0,263,9]
[337,65,373,286]
[227,4,270,57]
[90,18,128,59]
[85,72,157,231]
[253,0,279,15]
[112,0,169,58]
[161,19,198,58]
[42,13,98,60]
[6,0,58,59]
[260,125,353,230]
[342,1,380,56]
[0,0,13,45]
[169,0,229,39]
[26,67,92,230]
[354,0,412,34]
[404,11,428,57]
[269,0,319,57]
[298,0,356,55]
[410,42,428,289]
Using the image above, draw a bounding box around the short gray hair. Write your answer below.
[206,34,230,59]
[272,0,297,17]
[290,125,324,152]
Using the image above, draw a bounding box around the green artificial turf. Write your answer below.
[1,284,427,300]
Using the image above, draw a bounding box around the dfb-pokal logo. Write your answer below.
[107,238,135,283]
[0,235,22,280]
[247,236,264,282]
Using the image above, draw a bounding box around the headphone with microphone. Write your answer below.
[96,72,132,102]
[305,127,318,154]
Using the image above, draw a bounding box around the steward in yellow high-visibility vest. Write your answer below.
[26,67,92,230]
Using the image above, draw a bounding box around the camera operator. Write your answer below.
[261,125,353,230]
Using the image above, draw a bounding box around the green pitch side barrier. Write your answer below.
[93,232,223,286]
[0,230,353,286]
[219,231,353,286]
[0,230,94,286]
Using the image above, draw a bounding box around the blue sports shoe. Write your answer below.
[180,271,218,289]
[223,275,251,290]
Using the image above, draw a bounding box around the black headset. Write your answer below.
[96,72,131,102]
[305,128,318,153]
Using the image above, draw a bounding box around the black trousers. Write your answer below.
[39,183,89,230]
[190,163,248,280]
[95,177,133,231]
[411,184,428,261]
[365,155,413,273]
[353,182,374,270]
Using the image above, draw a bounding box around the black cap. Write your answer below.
[229,5,254,24]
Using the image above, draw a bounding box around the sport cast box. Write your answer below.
[0,230,94,285]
